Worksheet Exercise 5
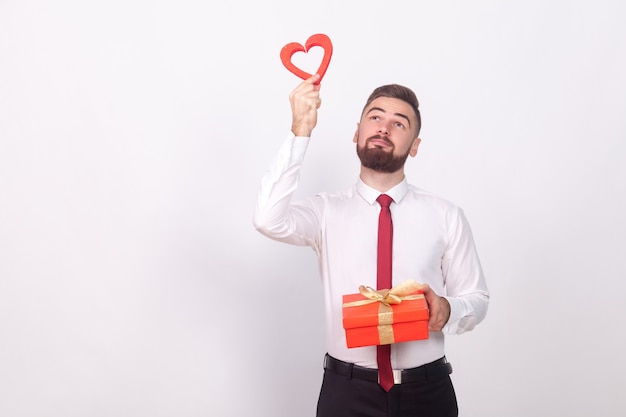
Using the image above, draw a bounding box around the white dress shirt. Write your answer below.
[254,134,489,370]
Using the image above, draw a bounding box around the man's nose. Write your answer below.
[378,125,389,134]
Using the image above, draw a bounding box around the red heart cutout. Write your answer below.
[280,33,333,85]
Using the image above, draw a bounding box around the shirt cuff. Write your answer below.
[288,131,311,162]
[442,296,467,335]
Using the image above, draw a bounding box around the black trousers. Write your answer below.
[316,357,458,417]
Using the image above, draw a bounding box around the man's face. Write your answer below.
[353,97,421,173]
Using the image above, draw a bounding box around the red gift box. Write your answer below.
[342,282,429,348]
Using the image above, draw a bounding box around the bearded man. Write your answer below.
[253,74,489,417]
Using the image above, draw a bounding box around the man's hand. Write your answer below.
[421,284,451,331]
[289,74,322,137]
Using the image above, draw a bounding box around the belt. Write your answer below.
[323,354,453,385]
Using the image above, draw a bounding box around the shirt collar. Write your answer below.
[356,177,408,205]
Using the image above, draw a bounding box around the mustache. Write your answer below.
[365,134,393,146]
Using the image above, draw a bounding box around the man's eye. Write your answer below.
[395,122,405,129]
[370,115,380,121]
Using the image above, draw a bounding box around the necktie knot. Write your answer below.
[377,194,393,209]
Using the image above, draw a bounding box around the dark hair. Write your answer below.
[362,84,421,135]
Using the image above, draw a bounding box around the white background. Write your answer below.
[1,1,625,416]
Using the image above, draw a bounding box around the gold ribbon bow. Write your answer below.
[342,279,425,308]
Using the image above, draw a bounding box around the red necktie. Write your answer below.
[376,194,394,391]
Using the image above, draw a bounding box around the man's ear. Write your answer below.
[409,137,421,157]
[353,123,360,143]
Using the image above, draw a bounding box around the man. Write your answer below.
[253,74,489,417]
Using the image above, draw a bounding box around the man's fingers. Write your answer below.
[306,73,321,85]
[291,75,321,101]
[421,284,435,301]
[420,284,450,331]
[292,74,321,94]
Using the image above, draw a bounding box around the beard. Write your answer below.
[356,135,411,173]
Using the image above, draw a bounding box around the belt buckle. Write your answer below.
[393,369,402,384]
[378,369,403,385]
